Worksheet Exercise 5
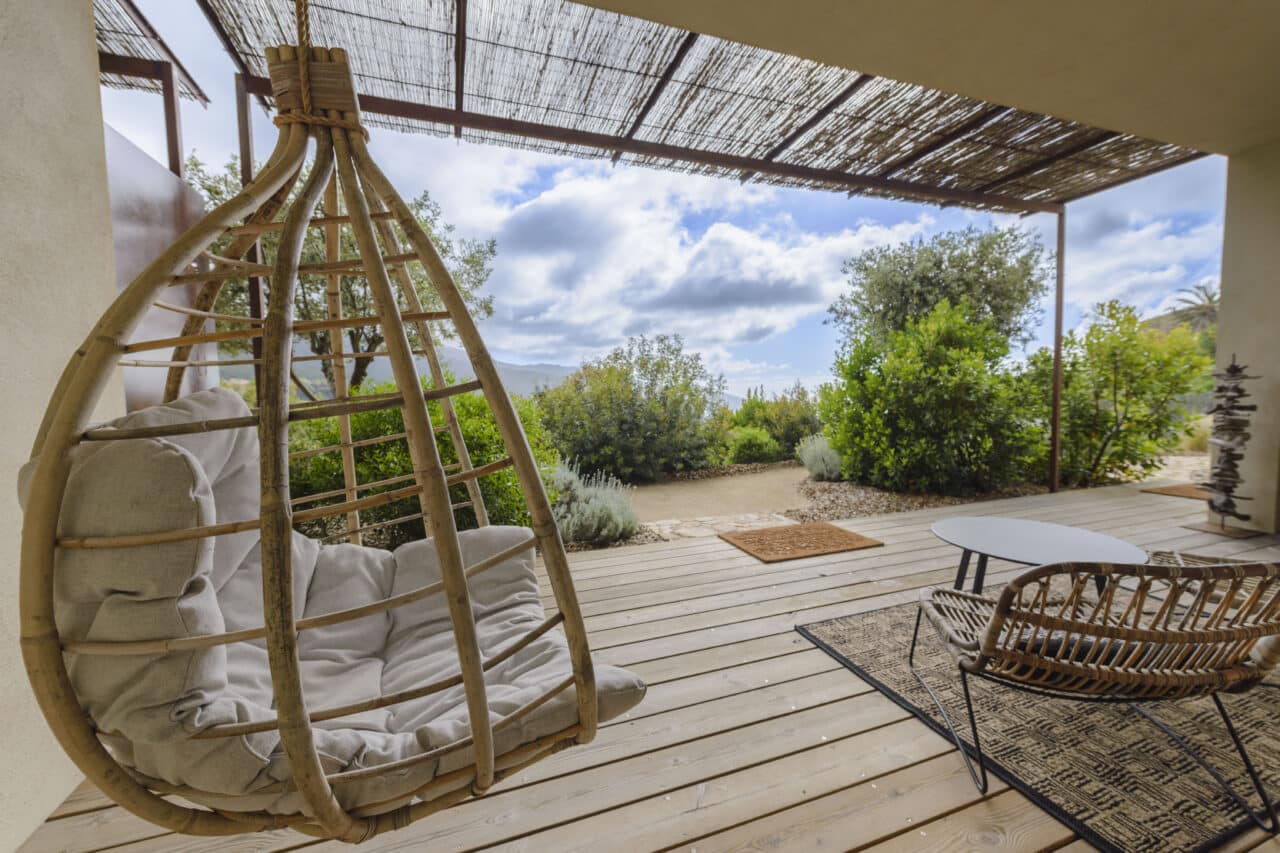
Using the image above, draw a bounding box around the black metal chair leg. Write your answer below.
[909,609,989,794]
[1131,696,1278,834]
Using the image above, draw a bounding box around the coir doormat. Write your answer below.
[719,522,882,563]
[1141,482,1212,500]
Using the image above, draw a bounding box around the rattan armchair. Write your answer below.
[912,552,1280,833]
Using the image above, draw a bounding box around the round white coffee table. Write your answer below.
[931,516,1148,594]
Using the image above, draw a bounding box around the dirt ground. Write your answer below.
[630,464,808,522]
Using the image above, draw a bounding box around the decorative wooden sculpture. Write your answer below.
[1202,354,1258,523]
[16,6,643,841]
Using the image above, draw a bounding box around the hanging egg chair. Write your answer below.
[18,26,645,843]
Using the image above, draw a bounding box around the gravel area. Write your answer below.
[783,479,1047,523]
[564,524,664,552]
[662,460,801,482]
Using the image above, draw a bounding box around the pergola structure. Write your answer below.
[94,0,209,176]
[179,0,1203,491]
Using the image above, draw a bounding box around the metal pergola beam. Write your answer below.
[241,73,1060,214]
[611,32,699,165]
[1050,210,1066,493]
[236,73,266,394]
[98,51,184,177]
[875,105,1014,179]
[454,0,467,138]
[740,73,875,183]
[977,129,1121,195]
[113,0,210,106]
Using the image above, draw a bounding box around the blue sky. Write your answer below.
[102,1,1227,396]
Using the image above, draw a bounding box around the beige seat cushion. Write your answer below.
[22,387,645,815]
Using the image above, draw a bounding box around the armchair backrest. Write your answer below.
[976,560,1280,698]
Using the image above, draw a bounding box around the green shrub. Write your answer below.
[702,404,735,467]
[289,377,557,549]
[819,301,1040,496]
[829,225,1049,347]
[796,434,841,481]
[731,382,820,455]
[537,335,726,482]
[550,462,639,547]
[725,426,783,464]
[1023,301,1211,486]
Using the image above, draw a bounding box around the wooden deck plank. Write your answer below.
[485,718,964,852]
[308,693,911,852]
[864,788,1076,851]
[23,487,1278,853]
[19,802,171,853]
[658,752,1010,853]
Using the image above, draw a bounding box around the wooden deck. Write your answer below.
[22,485,1280,853]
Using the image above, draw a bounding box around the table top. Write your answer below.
[931,516,1148,566]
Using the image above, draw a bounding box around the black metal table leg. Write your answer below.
[972,554,989,594]
[953,550,972,590]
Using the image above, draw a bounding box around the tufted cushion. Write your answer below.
[21,388,645,814]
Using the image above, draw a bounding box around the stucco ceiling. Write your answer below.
[576,0,1280,156]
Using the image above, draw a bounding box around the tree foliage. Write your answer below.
[829,225,1049,347]
[1172,282,1219,332]
[819,301,1040,495]
[288,378,556,548]
[731,382,820,455]
[536,335,726,482]
[1024,301,1210,486]
[184,155,495,391]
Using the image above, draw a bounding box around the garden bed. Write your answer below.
[783,479,1048,524]
[661,459,801,482]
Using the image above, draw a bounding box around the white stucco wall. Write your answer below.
[1218,137,1280,533]
[0,1,123,847]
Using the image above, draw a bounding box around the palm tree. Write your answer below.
[1174,282,1219,331]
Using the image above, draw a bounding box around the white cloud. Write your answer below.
[99,0,1229,390]
[465,160,932,365]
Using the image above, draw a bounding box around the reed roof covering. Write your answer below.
[95,0,207,102]
[201,0,1203,213]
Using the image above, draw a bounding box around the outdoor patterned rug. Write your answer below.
[719,522,882,563]
[1141,482,1213,500]
[798,600,1280,853]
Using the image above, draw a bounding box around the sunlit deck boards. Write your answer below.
[22,485,1280,853]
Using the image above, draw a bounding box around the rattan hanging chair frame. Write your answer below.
[19,44,596,842]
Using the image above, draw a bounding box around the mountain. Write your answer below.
[222,347,742,407]
[220,346,577,397]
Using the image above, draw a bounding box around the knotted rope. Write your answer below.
[272,0,369,140]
